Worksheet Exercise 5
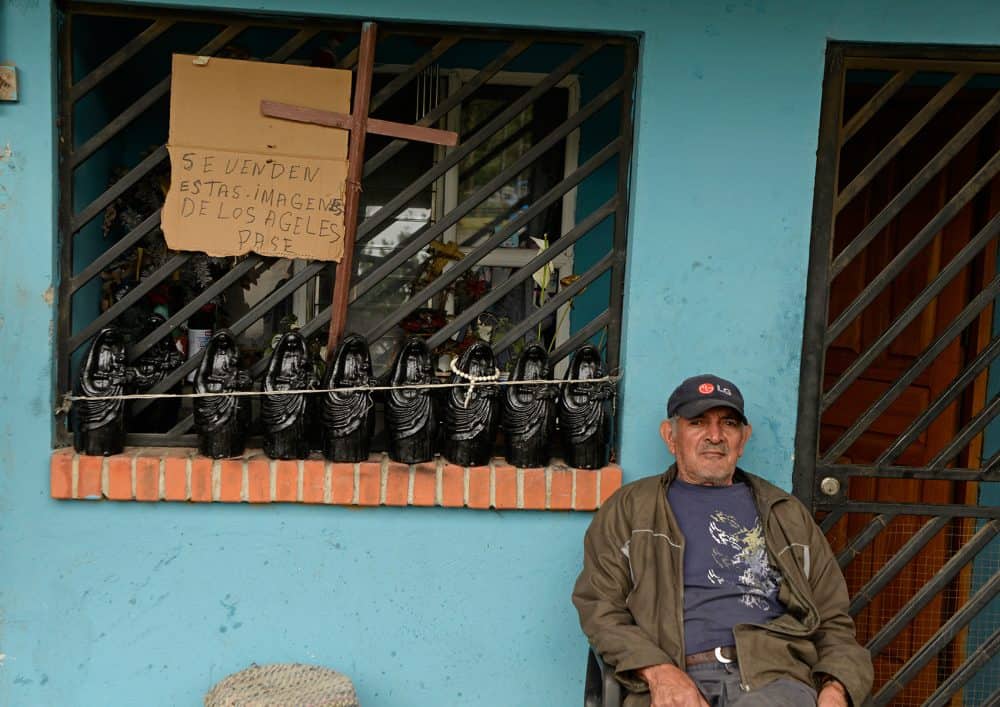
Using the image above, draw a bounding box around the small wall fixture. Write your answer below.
[0,65,18,102]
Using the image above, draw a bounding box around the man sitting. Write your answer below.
[573,374,873,706]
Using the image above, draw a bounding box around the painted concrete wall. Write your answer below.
[3,0,1000,704]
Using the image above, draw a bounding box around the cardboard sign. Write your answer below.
[162,54,351,261]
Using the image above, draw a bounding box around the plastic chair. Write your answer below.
[584,647,622,707]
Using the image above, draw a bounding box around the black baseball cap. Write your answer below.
[667,374,747,424]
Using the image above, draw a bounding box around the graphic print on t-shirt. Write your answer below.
[707,510,781,612]
[668,478,786,654]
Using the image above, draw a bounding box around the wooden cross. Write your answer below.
[260,22,459,355]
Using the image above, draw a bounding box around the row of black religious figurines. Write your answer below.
[73,326,615,469]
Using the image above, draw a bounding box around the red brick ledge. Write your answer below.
[50,448,622,511]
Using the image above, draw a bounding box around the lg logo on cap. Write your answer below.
[699,382,733,396]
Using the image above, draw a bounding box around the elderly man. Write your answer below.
[573,374,873,707]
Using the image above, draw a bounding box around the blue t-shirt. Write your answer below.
[667,478,786,655]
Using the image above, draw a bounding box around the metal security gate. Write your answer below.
[56,3,636,448]
[796,43,1000,706]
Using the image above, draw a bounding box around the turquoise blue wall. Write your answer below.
[3,1,1000,704]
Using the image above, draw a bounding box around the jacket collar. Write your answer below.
[660,463,787,513]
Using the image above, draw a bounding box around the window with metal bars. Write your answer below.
[56,3,636,449]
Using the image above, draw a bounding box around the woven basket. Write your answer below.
[205,663,359,707]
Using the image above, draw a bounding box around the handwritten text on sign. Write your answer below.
[163,146,348,261]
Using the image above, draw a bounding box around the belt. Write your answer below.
[685,646,737,667]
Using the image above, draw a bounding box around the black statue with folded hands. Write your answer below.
[74,327,133,456]
[193,330,252,459]
[558,344,613,469]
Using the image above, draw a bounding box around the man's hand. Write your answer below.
[637,663,709,707]
[818,678,849,707]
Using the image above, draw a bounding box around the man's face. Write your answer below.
[660,407,752,486]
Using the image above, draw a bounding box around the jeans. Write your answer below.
[687,661,818,706]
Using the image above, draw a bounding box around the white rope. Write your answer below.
[56,372,621,413]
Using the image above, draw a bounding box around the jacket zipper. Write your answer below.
[661,475,688,670]
[733,496,821,692]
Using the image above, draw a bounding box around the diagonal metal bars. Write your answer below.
[418,197,618,357]
[130,258,328,418]
[834,72,972,213]
[361,140,623,344]
[865,519,999,657]
[872,570,1000,705]
[825,160,1000,351]
[839,69,915,145]
[353,41,604,247]
[69,18,176,102]
[836,513,895,569]
[822,275,1000,462]
[875,334,1000,466]
[70,210,162,294]
[361,40,531,179]
[69,23,249,169]
[822,234,1000,412]
[926,392,1000,468]
[830,87,1000,280]
[847,515,951,615]
[923,627,1000,707]
[349,67,621,304]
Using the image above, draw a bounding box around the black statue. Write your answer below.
[502,345,557,468]
[193,330,251,459]
[321,333,375,462]
[129,313,184,433]
[262,331,316,460]
[443,341,500,467]
[558,344,613,469]
[385,337,438,464]
[74,327,130,456]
